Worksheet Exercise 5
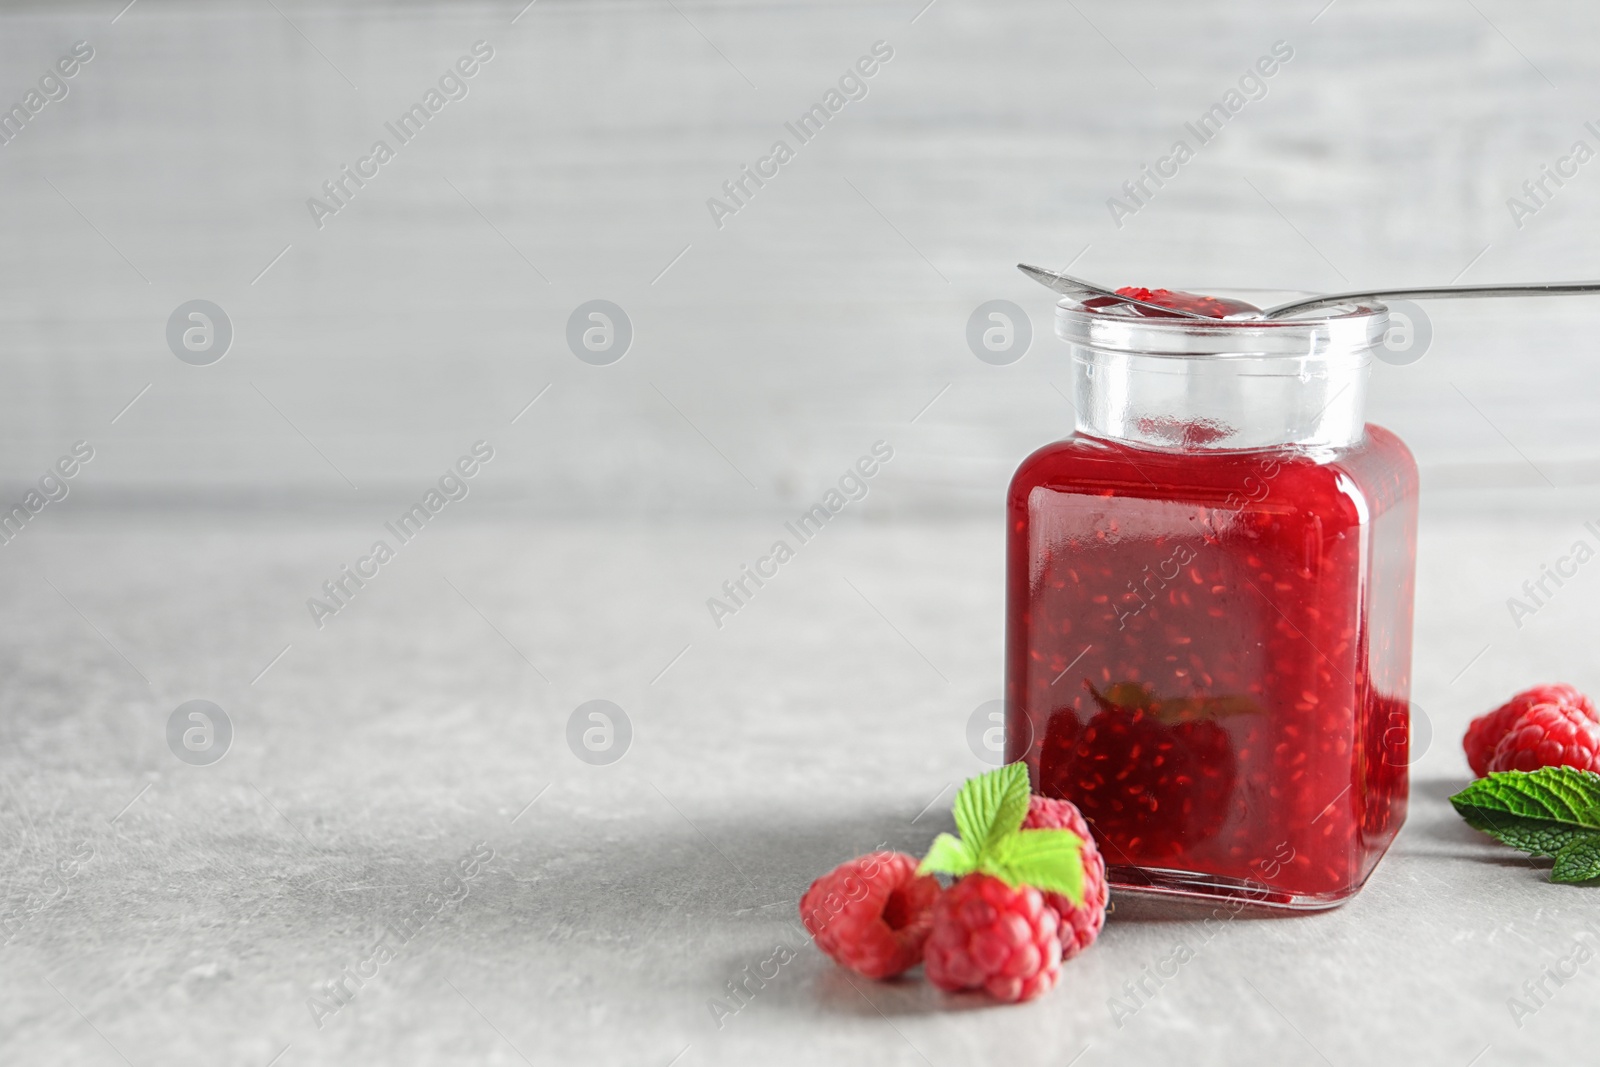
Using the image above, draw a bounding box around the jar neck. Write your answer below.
[1057,300,1382,452]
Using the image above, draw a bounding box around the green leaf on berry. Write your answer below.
[1552,835,1600,884]
[951,760,1030,857]
[1450,767,1600,884]
[920,833,976,877]
[984,828,1085,905]
[918,762,1086,907]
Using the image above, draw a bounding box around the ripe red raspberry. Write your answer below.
[1487,702,1600,774]
[799,852,939,979]
[924,874,1062,1002]
[1021,796,1107,960]
[1465,685,1596,777]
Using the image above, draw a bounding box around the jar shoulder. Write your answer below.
[1009,424,1418,523]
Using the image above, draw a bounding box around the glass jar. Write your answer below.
[1005,294,1418,909]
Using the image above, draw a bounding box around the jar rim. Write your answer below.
[1055,297,1390,359]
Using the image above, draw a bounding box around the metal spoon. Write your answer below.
[1017,263,1213,320]
[1262,281,1600,318]
[1018,263,1600,320]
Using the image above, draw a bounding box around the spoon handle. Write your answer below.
[1263,281,1600,319]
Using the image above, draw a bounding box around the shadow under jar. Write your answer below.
[1005,295,1418,909]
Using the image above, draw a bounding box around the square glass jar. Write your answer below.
[1005,296,1418,909]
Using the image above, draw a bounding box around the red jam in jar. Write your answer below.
[1005,291,1418,908]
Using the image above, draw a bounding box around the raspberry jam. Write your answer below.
[1006,293,1418,908]
[1110,286,1260,319]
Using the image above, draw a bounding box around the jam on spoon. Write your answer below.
[1111,287,1261,319]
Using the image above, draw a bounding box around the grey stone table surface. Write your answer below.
[2,493,1599,1067]
[6,1,1600,1064]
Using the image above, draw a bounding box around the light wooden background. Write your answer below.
[0,0,1597,515]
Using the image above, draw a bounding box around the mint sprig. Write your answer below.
[918,762,1085,905]
[1450,767,1600,884]
[1552,836,1600,884]
[954,759,1032,856]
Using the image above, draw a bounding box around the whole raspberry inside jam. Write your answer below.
[1108,286,1260,319]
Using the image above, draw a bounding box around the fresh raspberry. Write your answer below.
[1465,685,1596,777]
[1111,286,1260,319]
[799,852,939,979]
[924,874,1062,1002]
[1021,796,1107,961]
[1487,702,1600,774]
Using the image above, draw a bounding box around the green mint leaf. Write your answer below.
[952,762,1030,859]
[918,833,977,878]
[982,829,1084,907]
[1552,835,1600,884]
[1449,767,1600,858]
[926,763,1091,902]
